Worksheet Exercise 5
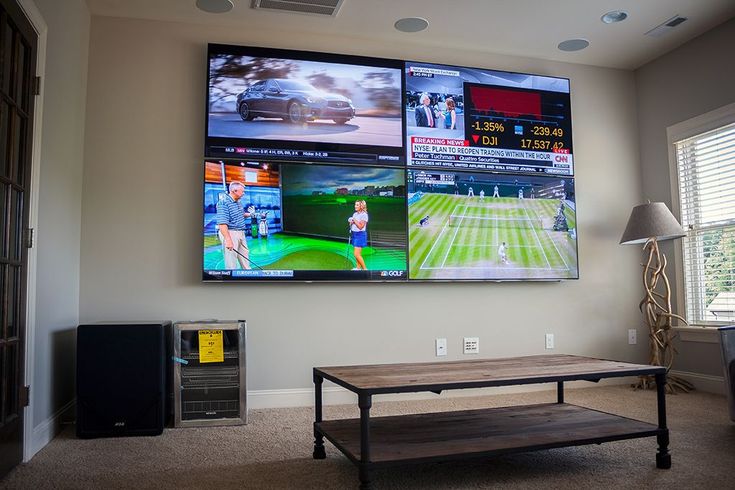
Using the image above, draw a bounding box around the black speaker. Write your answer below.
[76,322,172,438]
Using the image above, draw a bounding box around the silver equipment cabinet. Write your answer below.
[173,320,247,427]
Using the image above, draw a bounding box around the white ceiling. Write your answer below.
[85,0,735,70]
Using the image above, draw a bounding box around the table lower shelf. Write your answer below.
[317,402,661,465]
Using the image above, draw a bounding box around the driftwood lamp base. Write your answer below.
[634,237,693,394]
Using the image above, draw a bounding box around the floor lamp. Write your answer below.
[620,201,693,393]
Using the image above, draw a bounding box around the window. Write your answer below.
[673,112,735,324]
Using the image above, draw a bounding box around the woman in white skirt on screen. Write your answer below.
[348,200,369,270]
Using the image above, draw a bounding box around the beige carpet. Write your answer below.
[2,385,734,489]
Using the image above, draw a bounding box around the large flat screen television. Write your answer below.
[405,61,573,176]
[202,45,579,282]
[203,161,408,281]
[205,44,405,166]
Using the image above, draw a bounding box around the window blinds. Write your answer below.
[675,121,735,323]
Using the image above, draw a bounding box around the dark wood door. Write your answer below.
[0,0,36,478]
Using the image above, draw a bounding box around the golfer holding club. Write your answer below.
[348,200,369,270]
[216,181,254,269]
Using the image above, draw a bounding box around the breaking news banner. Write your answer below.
[409,137,573,175]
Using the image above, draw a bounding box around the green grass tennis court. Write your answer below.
[204,233,406,271]
[408,193,578,280]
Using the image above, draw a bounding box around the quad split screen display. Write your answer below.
[203,44,579,282]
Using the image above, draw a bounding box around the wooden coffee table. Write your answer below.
[312,354,670,489]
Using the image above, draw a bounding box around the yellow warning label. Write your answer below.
[198,329,224,363]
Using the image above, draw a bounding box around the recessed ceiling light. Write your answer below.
[601,10,628,24]
[394,17,429,33]
[557,38,590,52]
[196,0,234,14]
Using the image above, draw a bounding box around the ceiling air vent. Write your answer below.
[645,15,688,38]
[251,0,345,17]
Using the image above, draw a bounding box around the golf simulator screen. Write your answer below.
[203,44,579,282]
[203,161,407,281]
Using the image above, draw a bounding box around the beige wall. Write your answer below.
[80,16,647,392]
[635,18,735,376]
[31,0,89,437]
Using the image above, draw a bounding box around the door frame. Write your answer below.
[16,0,46,463]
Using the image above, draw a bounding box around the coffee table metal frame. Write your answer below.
[312,355,670,489]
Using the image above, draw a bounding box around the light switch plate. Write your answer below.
[628,329,637,345]
[463,337,479,354]
[436,338,447,356]
[545,333,554,349]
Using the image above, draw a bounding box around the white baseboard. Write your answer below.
[247,377,636,410]
[26,399,75,462]
[670,369,725,395]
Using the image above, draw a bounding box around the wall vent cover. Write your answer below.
[251,0,345,17]
[645,15,688,38]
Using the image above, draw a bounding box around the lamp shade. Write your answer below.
[620,202,686,245]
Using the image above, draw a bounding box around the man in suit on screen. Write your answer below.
[415,93,435,128]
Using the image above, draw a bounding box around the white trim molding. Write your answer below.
[670,369,725,395]
[29,400,75,458]
[247,377,637,410]
[674,326,721,344]
[17,0,47,464]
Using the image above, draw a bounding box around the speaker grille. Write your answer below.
[252,0,344,16]
[76,323,170,438]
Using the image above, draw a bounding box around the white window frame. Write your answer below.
[667,101,735,334]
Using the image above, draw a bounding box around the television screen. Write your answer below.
[206,44,405,166]
[407,169,578,280]
[202,48,580,282]
[405,61,573,176]
[203,161,407,281]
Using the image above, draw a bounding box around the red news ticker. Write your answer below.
[411,137,468,146]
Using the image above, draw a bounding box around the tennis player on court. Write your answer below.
[348,200,369,270]
[498,241,508,264]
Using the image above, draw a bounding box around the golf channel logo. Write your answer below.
[380,270,404,277]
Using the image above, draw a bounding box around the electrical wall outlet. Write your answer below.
[435,338,447,356]
[628,329,637,345]
[463,337,479,354]
[545,333,554,349]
